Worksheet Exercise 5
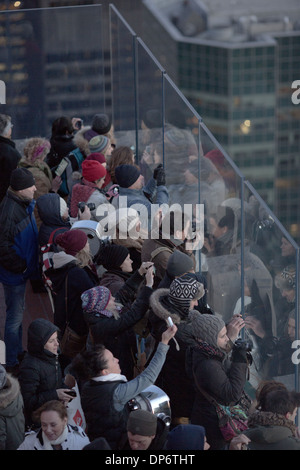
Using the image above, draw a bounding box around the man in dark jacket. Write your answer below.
[0,114,22,203]
[0,168,39,374]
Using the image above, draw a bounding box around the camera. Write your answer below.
[78,201,96,213]
[233,338,252,352]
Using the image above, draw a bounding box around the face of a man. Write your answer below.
[18,184,36,200]
[127,431,154,450]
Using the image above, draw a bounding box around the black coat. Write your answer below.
[36,192,71,247]
[0,136,21,203]
[18,319,64,427]
[186,344,248,450]
[85,271,152,380]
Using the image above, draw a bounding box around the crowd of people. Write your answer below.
[0,111,299,451]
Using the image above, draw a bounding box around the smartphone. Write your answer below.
[65,390,77,397]
[55,158,69,177]
[167,316,174,327]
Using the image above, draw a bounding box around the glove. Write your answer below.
[153,164,166,186]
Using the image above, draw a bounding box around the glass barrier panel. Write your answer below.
[0,5,104,140]
[244,180,299,390]
[199,122,246,326]
[109,5,137,141]
[135,38,164,175]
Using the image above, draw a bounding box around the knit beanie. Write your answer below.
[92,113,111,135]
[98,244,129,270]
[0,364,7,389]
[165,424,206,450]
[59,197,68,218]
[89,135,110,154]
[81,286,111,314]
[10,167,35,191]
[167,251,194,278]
[86,152,106,165]
[190,312,225,349]
[168,276,204,315]
[127,410,157,437]
[56,229,88,256]
[115,164,141,188]
[82,159,106,182]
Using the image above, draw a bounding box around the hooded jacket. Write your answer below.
[0,135,22,203]
[148,288,199,421]
[0,374,25,450]
[18,319,64,427]
[36,192,70,247]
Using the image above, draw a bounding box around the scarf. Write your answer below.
[92,373,127,383]
[42,425,69,450]
[248,411,297,436]
[194,339,225,361]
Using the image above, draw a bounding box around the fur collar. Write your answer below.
[0,374,20,408]
[248,411,297,436]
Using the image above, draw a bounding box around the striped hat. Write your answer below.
[168,275,204,316]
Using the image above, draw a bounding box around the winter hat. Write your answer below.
[59,197,68,218]
[56,229,88,256]
[98,244,129,270]
[167,251,194,278]
[165,424,206,450]
[92,113,111,135]
[89,135,110,154]
[86,152,106,165]
[81,286,111,314]
[168,275,204,315]
[275,265,296,291]
[10,167,35,191]
[190,312,225,349]
[82,159,106,182]
[127,410,157,437]
[115,164,141,188]
[0,364,7,389]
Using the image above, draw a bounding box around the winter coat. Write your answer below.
[186,341,248,450]
[0,374,25,450]
[18,319,65,427]
[99,269,131,296]
[86,270,152,380]
[0,189,39,285]
[36,192,71,247]
[69,178,110,221]
[18,159,53,229]
[17,424,89,450]
[46,134,77,171]
[148,288,198,421]
[245,411,300,450]
[0,135,21,203]
[46,251,99,336]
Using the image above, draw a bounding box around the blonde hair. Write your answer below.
[75,244,93,268]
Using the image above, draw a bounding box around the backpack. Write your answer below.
[56,147,85,197]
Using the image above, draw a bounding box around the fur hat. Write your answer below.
[0,364,7,389]
[115,164,141,188]
[127,410,157,436]
[10,168,35,191]
[190,312,225,349]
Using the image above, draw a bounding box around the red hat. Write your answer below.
[82,159,106,182]
[56,229,88,256]
[86,153,106,165]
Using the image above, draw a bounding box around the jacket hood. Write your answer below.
[150,288,200,326]
[0,375,23,416]
[52,251,77,269]
[27,318,59,355]
[36,192,69,227]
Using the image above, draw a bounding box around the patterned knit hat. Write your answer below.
[189,312,225,349]
[168,275,204,315]
[81,286,111,314]
[89,135,110,154]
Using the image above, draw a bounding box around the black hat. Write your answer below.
[115,164,141,188]
[92,113,111,135]
[127,410,157,436]
[10,168,35,191]
[98,244,129,270]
